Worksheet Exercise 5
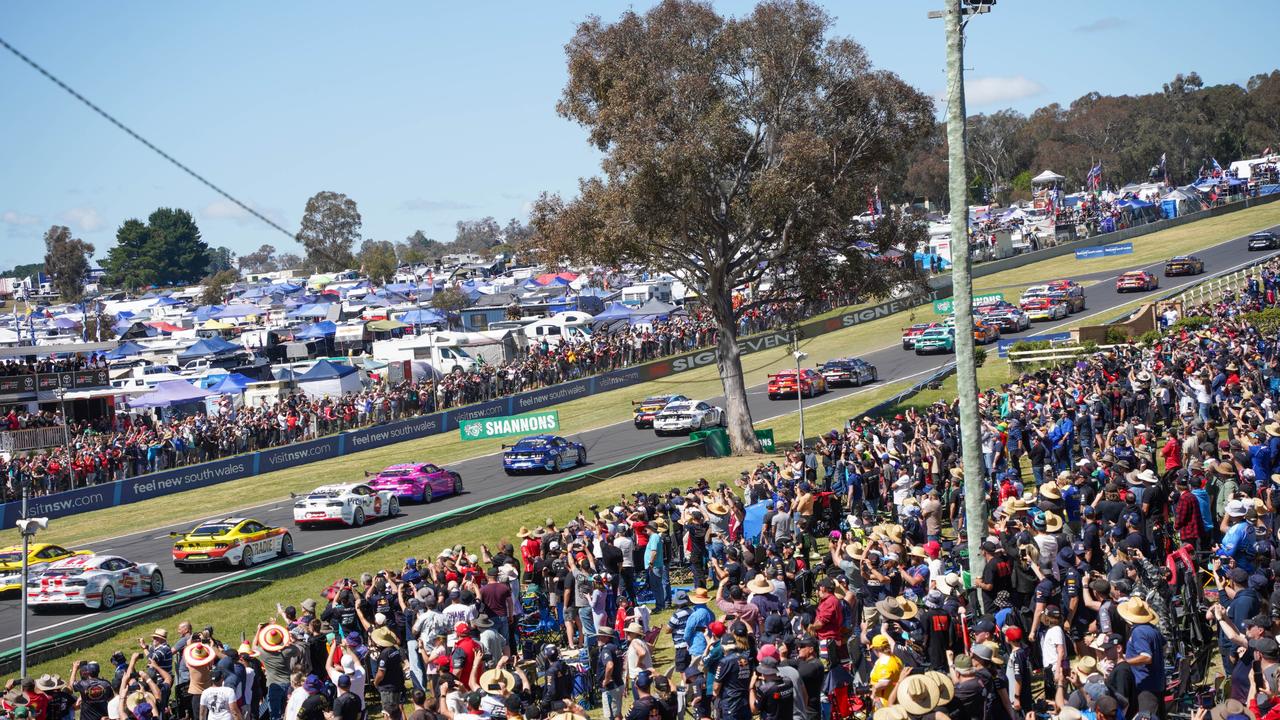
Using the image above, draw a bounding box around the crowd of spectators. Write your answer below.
[7,260,1280,720]
[0,356,103,378]
[0,295,853,503]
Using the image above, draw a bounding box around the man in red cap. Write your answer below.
[450,622,482,691]
[1004,626,1033,717]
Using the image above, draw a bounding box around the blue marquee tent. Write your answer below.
[104,341,145,360]
[398,308,447,326]
[177,336,240,363]
[295,321,337,340]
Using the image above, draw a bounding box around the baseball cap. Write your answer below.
[708,621,726,637]
[635,670,653,690]
[454,622,470,635]
[337,674,352,688]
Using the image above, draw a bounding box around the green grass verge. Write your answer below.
[12,200,1276,549]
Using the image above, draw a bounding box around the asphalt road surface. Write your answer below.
[3,227,1276,654]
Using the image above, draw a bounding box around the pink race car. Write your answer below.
[366,463,463,504]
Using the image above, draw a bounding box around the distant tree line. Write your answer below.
[900,70,1280,207]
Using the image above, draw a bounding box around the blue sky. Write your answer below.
[2,1,1277,271]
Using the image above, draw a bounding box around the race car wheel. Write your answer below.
[241,545,255,568]
[101,586,116,611]
[149,571,164,595]
[577,448,587,466]
[719,412,728,427]
[353,508,366,527]
[420,487,432,504]
[279,534,293,558]
[553,457,563,473]
[453,476,463,494]
[872,369,879,382]
[389,497,400,517]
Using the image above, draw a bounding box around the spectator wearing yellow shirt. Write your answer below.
[868,634,903,707]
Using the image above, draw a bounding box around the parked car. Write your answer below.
[900,323,939,350]
[503,435,586,475]
[27,554,164,611]
[293,483,400,527]
[171,518,293,571]
[1163,255,1204,276]
[1248,231,1279,251]
[913,327,956,355]
[767,369,827,399]
[1116,270,1159,292]
[818,358,878,387]
[367,463,463,503]
[0,543,94,592]
[631,394,689,429]
[653,400,725,435]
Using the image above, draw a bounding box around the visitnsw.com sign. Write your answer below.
[459,410,560,441]
[0,288,945,525]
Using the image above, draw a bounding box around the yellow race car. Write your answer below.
[0,543,92,591]
[171,517,293,572]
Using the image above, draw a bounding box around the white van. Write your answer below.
[523,312,593,348]
[371,333,480,376]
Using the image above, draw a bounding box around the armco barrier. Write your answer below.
[5,196,1276,525]
[0,437,707,673]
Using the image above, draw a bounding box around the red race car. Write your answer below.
[1116,270,1159,292]
[767,369,827,399]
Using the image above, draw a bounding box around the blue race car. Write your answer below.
[502,435,587,475]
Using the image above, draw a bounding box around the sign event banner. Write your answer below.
[459,410,560,441]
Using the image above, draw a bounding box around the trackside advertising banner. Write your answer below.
[0,289,944,524]
[460,410,560,441]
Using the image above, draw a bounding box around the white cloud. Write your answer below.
[63,207,104,232]
[1,211,40,226]
[202,199,284,227]
[963,75,1044,107]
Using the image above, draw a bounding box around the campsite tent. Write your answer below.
[205,373,253,394]
[177,336,240,364]
[294,321,337,340]
[296,359,362,398]
[590,302,635,331]
[212,304,260,320]
[1031,170,1065,186]
[128,380,214,409]
[104,341,145,361]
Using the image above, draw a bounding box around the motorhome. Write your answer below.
[371,332,481,376]
[522,312,593,348]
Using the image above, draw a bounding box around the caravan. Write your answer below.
[522,312,593,349]
[371,333,481,377]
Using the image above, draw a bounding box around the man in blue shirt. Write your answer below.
[1218,501,1257,572]
[1120,598,1166,717]
[1219,568,1261,675]
[684,589,715,658]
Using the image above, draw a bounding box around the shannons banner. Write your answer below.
[1074,242,1133,260]
[932,293,1004,315]
[460,410,560,441]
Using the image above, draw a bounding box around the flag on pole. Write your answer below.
[1211,157,1223,174]
[1085,162,1102,190]
[1159,153,1168,184]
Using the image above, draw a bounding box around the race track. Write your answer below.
[2,228,1275,654]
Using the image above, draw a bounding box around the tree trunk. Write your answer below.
[709,290,760,454]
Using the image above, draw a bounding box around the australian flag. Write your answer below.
[1086,162,1103,190]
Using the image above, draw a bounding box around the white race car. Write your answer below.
[27,554,164,611]
[653,400,726,435]
[293,483,400,528]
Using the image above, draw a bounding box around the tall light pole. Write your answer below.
[16,511,50,679]
[55,386,70,449]
[792,346,808,447]
[931,0,992,591]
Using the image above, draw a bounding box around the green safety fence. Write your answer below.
[0,438,706,673]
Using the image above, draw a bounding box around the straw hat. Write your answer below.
[625,622,646,637]
[34,675,63,692]
[256,624,289,653]
[705,501,729,516]
[516,526,531,538]
[478,668,516,693]
[124,691,153,715]
[1210,700,1248,720]
[652,518,669,532]
[1117,597,1158,625]
[1267,423,1280,438]
[1073,655,1099,675]
[843,541,865,561]
[874,596,919,621]
[688,588,711,605]
[895,674,941,715]
[183,641,216,669]
[1000,497,1029,514]
[370,627,399,648]
[747,574,775,596]
[1043,512,1063,533]
[939,572,964,596]
[1039,483,1061,500]
[151,628,168,641]
[925,671,954,704]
